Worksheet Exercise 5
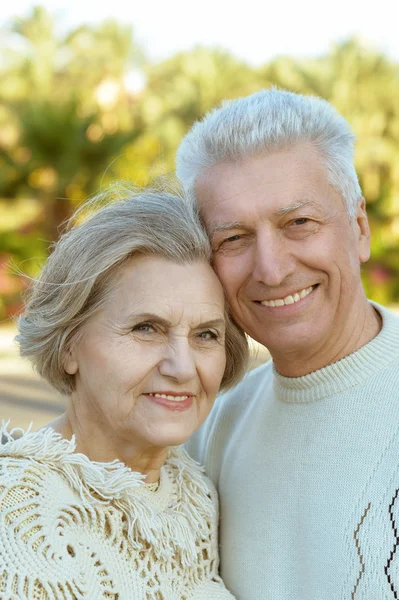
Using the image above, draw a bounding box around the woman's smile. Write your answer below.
[144,392,195,411]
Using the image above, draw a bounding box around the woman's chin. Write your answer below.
[136,421,199,450]
[145,431,195,450]
[123,406,203,450]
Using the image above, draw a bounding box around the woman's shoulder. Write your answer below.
[0,422,146,499]
[0,425,90,568]
[0,423,147,598]
[0,426,87,599]
[0,423,78,501]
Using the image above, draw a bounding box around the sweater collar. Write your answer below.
[273,302,399,404]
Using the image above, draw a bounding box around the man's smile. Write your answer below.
[258,285,316,307]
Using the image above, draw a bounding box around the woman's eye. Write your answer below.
[198,329,218,340]
[132,322,155,333]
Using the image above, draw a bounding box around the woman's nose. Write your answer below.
[158,338,197,382]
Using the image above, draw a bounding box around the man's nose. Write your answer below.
[252,228,296,288]
[158,338,197,382]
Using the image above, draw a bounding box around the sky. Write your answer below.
[0,0,397,66]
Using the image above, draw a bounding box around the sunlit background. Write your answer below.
[0,0,398,427]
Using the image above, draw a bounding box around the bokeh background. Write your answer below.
[1,0,398,428]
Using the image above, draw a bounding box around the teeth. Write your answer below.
[261,286,314,308]
[148,393,189,401]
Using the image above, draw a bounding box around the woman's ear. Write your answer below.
[64,348,78,375]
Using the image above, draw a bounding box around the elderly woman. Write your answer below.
[0,186,248,600]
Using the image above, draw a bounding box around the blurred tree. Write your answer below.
[139,47,262,171]
[2,98,140,240]
[0,6,146,318]
[0,9,398,319]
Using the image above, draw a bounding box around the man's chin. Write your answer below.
[251,324,325,360]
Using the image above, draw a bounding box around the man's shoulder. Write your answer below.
[218,358,274,406]
[370,300,399,326]
[185,359,274,471]
[368,301,399,361]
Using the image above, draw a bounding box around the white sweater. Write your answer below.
[0,425,235,600]
[187,302,399,600]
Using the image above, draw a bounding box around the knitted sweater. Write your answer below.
[0,425,235,600]
[186,302,399,600]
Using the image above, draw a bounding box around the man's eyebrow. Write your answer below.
[274,200,317,217]
[209,221,244,237]
[209,201,318,235]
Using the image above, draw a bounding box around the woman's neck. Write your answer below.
[47,411,168,484]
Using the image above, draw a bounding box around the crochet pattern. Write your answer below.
[0,424,234,600]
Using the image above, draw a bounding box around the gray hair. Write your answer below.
[176,88,362,218]
[17,184,248,395]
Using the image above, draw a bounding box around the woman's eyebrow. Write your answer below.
[128,315,225,329]
[129,313,172,327]
[195,319,226,330]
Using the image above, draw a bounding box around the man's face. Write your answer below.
[196,144,371,373]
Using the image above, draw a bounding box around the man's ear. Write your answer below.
[356,197,371,263]
[64,347,78,375]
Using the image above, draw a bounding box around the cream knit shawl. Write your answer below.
[0,423,234,600]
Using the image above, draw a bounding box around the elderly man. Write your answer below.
[176,89,399,599]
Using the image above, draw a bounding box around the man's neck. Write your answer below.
[272,300,382,378]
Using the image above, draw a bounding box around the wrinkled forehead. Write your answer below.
[195,147,336,227]
[102,255,226,322]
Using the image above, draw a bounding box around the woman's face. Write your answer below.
[65,256,227,451]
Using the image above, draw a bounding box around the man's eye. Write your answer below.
[214,232,250,254]
[217,234,242,248]
[292,218,309,226]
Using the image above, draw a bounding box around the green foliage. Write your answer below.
[0,8,399,320]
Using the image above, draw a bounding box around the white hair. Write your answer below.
[176,88,362,218]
